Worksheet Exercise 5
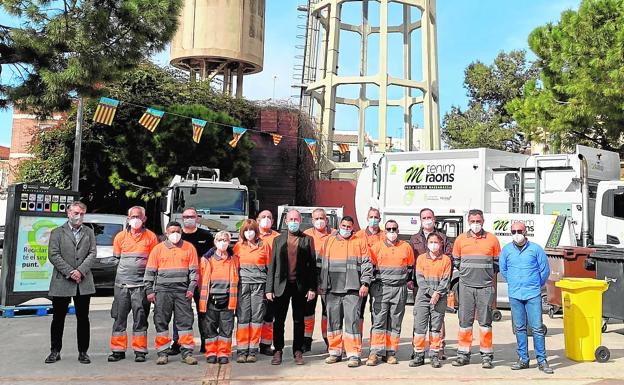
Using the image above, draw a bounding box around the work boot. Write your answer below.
[511,360,529,370]
[409,354,425,367]
[259,343,273,356]
[452,355,470,367]
[271,350,283,365]
[218,357,229,364]
[134,352,146,363]
[294,350,305,365]
[347,357,361,368]
[365,352,380,366]
[246,354,257,363]
[168,342,181,356]
[303,337,313,353]
[206,356,217,364]
[107,352,125,362]
[156,355,168,365]
[325,355,342,364]
[45,351,61,364]
[431,356,442,368]
[182,355,198,365]
[236,354,247,363]
[386,355,398,365]
[538,361,554,374]
[482,358,494,369]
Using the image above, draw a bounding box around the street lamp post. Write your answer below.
[71,97,84,191]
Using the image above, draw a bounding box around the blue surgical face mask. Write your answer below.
[287,221,300,233]
[368,218,380,227]
[339,228,352,238]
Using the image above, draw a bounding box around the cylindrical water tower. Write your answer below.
[170,0,266,97]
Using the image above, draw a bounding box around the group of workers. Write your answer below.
[44,201,554,374]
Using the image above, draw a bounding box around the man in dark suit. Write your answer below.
[45,201,97,364]
[265,209,316,365]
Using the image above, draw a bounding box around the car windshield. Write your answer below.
[173,187,246,216]
[85,223,124,246]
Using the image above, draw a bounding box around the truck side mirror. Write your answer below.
[159,197,167,213]
[254,199,260,213]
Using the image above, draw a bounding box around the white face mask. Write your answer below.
[512,233,525,244]
[314,219,326,230]
[422,219,434,230]
[470,223,482,234]
[183,218,196,228]
[428,243,440,253]
[128,218,143,230]
[259,218,272,229]
[168,232,182,244]
[244,230,256,241]
[215,240,229,251]
[386,232,398,242]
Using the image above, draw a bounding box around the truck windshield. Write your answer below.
[173,187,247,215]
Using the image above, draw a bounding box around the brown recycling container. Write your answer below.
[545,246,596,318]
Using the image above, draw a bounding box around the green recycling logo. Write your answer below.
[27,220,59,267]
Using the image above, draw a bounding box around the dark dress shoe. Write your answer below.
[218,357,229,364]
[45,351,61,364]
[294,350,304,365]
[78,352,91,364]
[271,350,283,365]
[538,361,554,374]
[259,344,273,356]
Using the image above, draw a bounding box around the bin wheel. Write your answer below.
[492,310,502,322]
[543,324,548,336]
[601,318,608,333]
[595,346,610,363]
[548,307,555,319]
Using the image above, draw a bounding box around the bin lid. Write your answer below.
[589,249,624,260]
[555,278,609,290]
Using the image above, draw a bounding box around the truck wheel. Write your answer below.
[595,346,610,363]
[541,294,549,314]
[492,310,502,322]
[542,324,548,336]
[602,318,608,333]
[548,307,555,319]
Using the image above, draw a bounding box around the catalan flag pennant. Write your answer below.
[192,118,207,143]
[304,138,317,162]
[138,108,164,132]
[229,126,247,148]
[92,97,119,126]
[271,133,283,146]
[338,143,350,154]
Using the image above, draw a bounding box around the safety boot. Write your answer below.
[431,356,442,368]
[386,355,398,365]
[409,353,425,367]
[156,355,168,365]
[182,355,198,365]
[365,352,380,366]
[108,352,125,362]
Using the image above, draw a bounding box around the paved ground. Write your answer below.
[1,295,624,385]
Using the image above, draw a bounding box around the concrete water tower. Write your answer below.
[170,0,266,98]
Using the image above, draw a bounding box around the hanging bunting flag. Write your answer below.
[338,143,350,154]
[229,126,247,148]
[271,133,283,146]
[92,97,120,126]
[191,118,207,143]
[139,108,165,132]
[304,138,317,161]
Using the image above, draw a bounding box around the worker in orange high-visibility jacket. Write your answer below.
[108,206,158,363]
[144,221,199,366]
[257,210,280,356]
[354,207,385,335]
[320,216,373,368]
[198,231,240,365]
[302,208,334,351]
[366,220,414,366]
[234,219,271,363]
[451,209,501,369]
[410,232,452,369]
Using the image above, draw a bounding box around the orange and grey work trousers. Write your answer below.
[326,291,363,359]
[110,285,150,354]
[412,291,446,357]
[457,283,494,359]
[369,283,407,357]
[236,283,266,356]
[201,297,235,358]
[154,291,195,358]
[304,293,328,342]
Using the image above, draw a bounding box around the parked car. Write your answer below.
[83,213,126,290]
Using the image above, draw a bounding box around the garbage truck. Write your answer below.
[160,167,256,242]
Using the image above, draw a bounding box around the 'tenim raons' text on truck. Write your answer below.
[160,167,258,242]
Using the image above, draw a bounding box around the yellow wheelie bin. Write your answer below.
[555,278,610,362]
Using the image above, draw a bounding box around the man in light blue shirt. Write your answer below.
[499,222,553,374]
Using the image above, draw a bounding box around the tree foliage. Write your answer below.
[442,50,539,151]
[0,0,182,115]
[508,0,624,155]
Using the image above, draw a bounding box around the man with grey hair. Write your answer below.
[46,201,96,364]
[108,206,158,363]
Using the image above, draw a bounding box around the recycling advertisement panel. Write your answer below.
[13,216,67,292]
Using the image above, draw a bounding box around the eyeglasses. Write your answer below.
[510,230,524,234]
[385,227,398,232]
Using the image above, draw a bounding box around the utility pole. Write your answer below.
[71,97,83,191]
